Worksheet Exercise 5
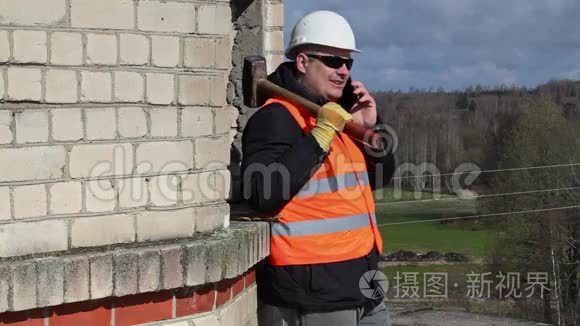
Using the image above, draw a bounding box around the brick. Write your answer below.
[64,256,90,302]
[215,38,232,69]
[0,69,4,100]
[138,250,160,292]
[71,0,134,29]
[266,53,284,74]
[183,38,214,68]
[181,171,213,205]
[12,30,47,63]
[36,258,64,307]
[178,75,210,105]
[215,280,232,307]
[51,108,83,141]
[194,137,230,168]
[136,208,195,242]
[71,214,135,248]
[86,33,117,65]
[50,301,112,326]
[0,219,67,257]
[214,106,237,134]
[0,31,10,62]
[166,321,190,326]
[85,107,117,140]
[0,187,10,220]
[114,291,173,326]
[0,110,12,145]
[7,67,42,101]
[81,71,112,102]
[69,143,133,178]
[266,3,284,27]
[194,205,224,233]
[136,141,193,173]
[137,1,195,33]
[113,252,138,297]
[205,240,226,283]
[0,146,65,182]
[176,285,214,317]
[15,110,48,143]
[49,181,82,215]
[85,179,116,212]
[118,107,147,138]
[146,73,174,105]
[0,266,8,312]
[89,254,113,299]
[198,4,231,35]
[151,36,179,67]
[11,262,37,311]
[119,34,149,65]
[160,246,183,289]
[50,32,83,65]
[150,107,177,137]
[265,30,284,52]
[118,177,148,208]
[13,184,47,219]
[213,169,231,201]
[148,174,178,206]
[114,71,144,103]
[45,69,78,103]
[192,315,220,326]
[210,75,227,107]
[184,243,206,286]
[181,107,213,137]
[0,0,66,26]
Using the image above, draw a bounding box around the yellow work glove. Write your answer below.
[311,102,353,152]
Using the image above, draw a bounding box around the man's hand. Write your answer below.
[349,80,377,129]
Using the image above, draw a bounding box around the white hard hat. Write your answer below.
[285,10,361,59]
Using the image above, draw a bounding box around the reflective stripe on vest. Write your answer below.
[263,98,384,266]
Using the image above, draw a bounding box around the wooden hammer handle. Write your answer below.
[257,79,383,149]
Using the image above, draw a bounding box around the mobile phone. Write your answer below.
[340,78,358,111]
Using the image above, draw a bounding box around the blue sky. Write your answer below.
[283,0,580,92]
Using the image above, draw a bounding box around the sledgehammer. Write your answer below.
[242,55,383,150]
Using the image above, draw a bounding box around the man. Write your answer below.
[242,10,396,326]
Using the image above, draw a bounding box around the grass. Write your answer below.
[374,188,495,258]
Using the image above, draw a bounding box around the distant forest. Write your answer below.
[373,80,580,192]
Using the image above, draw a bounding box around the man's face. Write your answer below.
[295,47,352,102]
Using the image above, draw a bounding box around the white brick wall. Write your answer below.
[12,30,47,64]
[0,0,245,259]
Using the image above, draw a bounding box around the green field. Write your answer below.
[374,188,495,258]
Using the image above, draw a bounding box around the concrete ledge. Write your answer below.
[0,221,269,313]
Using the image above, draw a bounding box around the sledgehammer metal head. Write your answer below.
[243,55,268,108]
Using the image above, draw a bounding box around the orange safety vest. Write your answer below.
[264,98,384,266]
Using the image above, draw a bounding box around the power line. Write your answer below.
[391,162,580,180]
[376,205,580,227]
[375,186,580,207]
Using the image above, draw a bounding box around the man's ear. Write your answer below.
[295,53,308,74]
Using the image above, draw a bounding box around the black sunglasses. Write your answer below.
[305,54,354,70]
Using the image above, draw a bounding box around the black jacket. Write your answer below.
[241,62,396,312]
